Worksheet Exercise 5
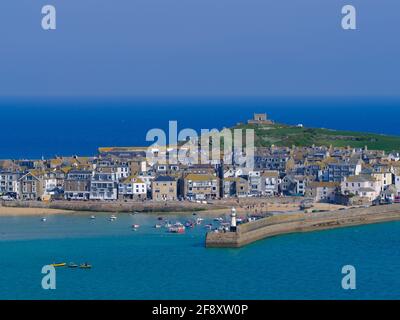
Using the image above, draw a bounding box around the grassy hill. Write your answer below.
[233,123,400,152]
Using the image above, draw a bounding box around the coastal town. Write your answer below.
[1,113,400,211]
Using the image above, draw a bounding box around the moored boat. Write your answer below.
[51,262,66,267]
[196,217,204,225]
[79,263,92,269]
[185,221,195,228]
[168,226,185,233]
[68,262,78,268]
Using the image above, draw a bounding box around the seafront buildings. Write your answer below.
[1,144,400,206]
[1,114,400,206]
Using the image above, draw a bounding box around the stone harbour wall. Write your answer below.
[206,204,400,248]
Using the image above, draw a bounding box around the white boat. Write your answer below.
[90,215,96,220]
[213,217,223,222]
[41,217,47,222]
[132,224,140,229]
[109,215,117,221]
[168,226,185,233]
[154,224,162,229]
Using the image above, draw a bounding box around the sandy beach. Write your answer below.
[0,206,74,216]
[0,198,347,217]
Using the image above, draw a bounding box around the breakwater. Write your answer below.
[206,204,400,248]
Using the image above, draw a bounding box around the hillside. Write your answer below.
[234,123,400,152]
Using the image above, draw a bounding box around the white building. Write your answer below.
[262,170,280,196]
[115,165,131,180]
[0,171,20,195]
[118,176,147,199]
[372,172,393,191]
[306,182,339,203]
[395,174,400,196]
[341,174,382,202]
[90,172,118,200]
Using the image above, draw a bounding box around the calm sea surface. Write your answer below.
[1,97,400,299]
[0,213,400,300]
[0,96,399,159]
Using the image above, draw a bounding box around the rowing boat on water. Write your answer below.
[51,262,66,267]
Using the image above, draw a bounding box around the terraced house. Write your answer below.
[262,170,280,196]
[118,176,147,200]
[18,171,44,200]
[341,174,382,202]
[182,174,219,200]
[0,171,20,195]
[222,176,248,198]
[90,170,118,200]
[305,181,339,203]
[321,159,363,182]
[151,176,177,201]
[64,170,92,200]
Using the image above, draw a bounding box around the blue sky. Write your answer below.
[0,0,399,96]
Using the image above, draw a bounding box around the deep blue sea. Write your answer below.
[0,96,400,159]
[1,97,400,299]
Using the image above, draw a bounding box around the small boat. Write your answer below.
[205,224,213,230]
[90,215,96,220]
[154,224,162,229]
[164,222,172,228]
[51,262,66,267]
[109,215,117,221]
[169,226,185,233]
[79,263,92,269]
[41,217,47,222]
[157,216,163,221]
[132,224,140,229]
[185,221,195,228]
[213,217,223,222]
[68,262,78,268]
[192,212,197,216]
[196,217,204,225]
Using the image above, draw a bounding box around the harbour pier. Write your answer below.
[205,204,400,248]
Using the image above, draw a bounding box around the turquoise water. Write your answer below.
[1,213,399,300]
